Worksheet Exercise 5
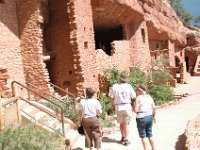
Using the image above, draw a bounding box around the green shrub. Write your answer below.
[149,84,175,105]
[151,69,172,85]
[98,93,115,116]
[103,68,121,87]
[129,68,149,89]
[41,95,78,124]
[99,118,114,128]
[0,124,63,150]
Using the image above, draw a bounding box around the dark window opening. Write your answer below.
[175,56,180,67]
[94,25,123,56]
[141,28,145,43]
[185,57,189,71]
[156,43,159,49]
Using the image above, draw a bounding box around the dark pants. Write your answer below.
[82,117,101,149]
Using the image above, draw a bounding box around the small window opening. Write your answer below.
[141,28,145,43]
[84,41,88,49]
[156,43,159,49]
[94,25,123,56]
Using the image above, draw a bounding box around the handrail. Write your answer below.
[27,83,69,106]
[27,72,80,98]
[19,97,64,136]
[2,97,19,107]
[11,81,65,137]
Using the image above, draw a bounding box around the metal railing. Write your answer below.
[11,81,66,137]
[1,97,21,131]
[27,72,80,98]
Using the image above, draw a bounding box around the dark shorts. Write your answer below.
[136,115,153,138]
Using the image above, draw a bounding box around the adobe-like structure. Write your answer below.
[0,0,199,97]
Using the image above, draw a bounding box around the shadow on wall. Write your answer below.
[98,74,109,93]
[175,133,187,150]
[0,1,20,36]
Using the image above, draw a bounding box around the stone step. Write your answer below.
[19,98,80,148]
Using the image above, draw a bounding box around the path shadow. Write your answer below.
[102,137,121,144]
[73,148,83,150]
[175,133,186,150]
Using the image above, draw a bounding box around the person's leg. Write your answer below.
[141,138,148,150]
[146,115,155,150]
[92,117,102,150]
[148,137,155,150]
[82,118,93,148]
[136,117,147,149]
[120,122,125,138]
[122,122,129,140]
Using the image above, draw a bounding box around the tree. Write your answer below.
[194,16,200,23]
[169,0,193,25]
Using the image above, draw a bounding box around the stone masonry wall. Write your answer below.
[96,40,131,73]
[0,0,25,93]
[0,67,12,98]
[127,21,151,69]
[16,0,50,97]
[69,0,99,95]
[46,0,77,95]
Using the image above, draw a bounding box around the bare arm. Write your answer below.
[133,96,140,113]
[152,101,156,123]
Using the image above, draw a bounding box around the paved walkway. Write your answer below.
[72,77,200,150]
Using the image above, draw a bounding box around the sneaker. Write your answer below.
[122,139,130,146]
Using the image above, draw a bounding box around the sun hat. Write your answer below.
[119,73,128,82]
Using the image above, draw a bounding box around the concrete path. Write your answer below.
[72,77,200,150]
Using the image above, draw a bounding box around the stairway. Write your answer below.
[193,55,200,76]
[19,99,81,147]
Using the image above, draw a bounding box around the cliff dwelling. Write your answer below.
[0,0,200,97]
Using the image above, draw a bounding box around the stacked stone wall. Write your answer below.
[127,21,151,69]
[16,0,50,96]
[69,0,99,95]
[0,0,25,92]
[0,67,12,98]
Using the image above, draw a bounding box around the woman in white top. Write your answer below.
[78,87,102,150]
[133,85,156,150]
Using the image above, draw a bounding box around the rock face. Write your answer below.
[0,0,199,96]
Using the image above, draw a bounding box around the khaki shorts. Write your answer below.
[117,109,133,124]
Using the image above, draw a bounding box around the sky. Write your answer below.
[182,0,200,25]
[182,0,200,17]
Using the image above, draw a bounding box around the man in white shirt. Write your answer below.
[109,73,136,146]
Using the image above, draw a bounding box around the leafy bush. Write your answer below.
[98,92,115,116]
[103,68,121,87]
[149,84,175,105]
[0,124,63,150]
[99,118,114,128]
[151,69,172,85]
[41,95,79,124]
[129,68,149,89]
